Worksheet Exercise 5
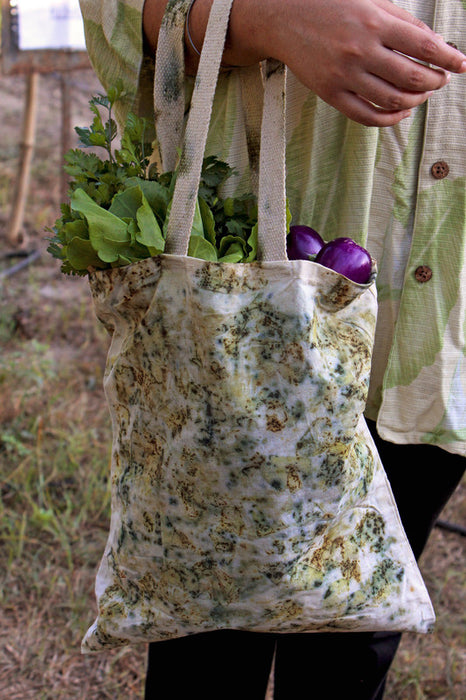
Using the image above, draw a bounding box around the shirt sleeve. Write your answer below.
[78,0,149,129]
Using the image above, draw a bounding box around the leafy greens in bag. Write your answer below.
[47,83,259,275]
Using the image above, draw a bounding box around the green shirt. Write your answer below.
[78,0,466,456]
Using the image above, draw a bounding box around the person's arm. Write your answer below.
[143,0,466,127]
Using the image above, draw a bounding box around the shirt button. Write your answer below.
[415,265,433,283]
[431,161,450,179]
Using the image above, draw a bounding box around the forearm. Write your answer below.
[143,0,271,73]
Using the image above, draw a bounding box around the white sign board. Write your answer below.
[16,0,86,51]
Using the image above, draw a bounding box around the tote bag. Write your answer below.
[82,0,435,652]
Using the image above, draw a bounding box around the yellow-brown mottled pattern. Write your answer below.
[82,254,434,652]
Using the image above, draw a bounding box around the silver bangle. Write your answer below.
[185,0,237,68]
[186,0,202,59]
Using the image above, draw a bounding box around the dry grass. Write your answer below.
[385,505,466,700]
[0,70,464,700]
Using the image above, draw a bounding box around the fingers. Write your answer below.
[345,4,466,121]
[333,91,413,128]
[267,0,466,127]
[385,24,466,75]
[352,72,433,113]
[375,0,466,72]
[373,1,466,75]
[367,47,451,94]
[372,0,438,36]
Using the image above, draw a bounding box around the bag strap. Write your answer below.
[153,0,192,174]
[156,0,288,261]
[239,63,265,196]
[257,59,287,261]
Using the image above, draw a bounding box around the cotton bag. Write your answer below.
[82,0,435,652]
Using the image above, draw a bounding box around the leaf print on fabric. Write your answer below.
[81,255,434,652]
[421,354,466,444]
[385,177,466,389]
[78,0,142,128]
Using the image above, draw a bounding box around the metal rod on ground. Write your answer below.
[0,250,41,279]
[6,71,39,245]
[435,519,466,536]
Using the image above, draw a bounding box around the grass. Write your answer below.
[0,262,148,699]
[0,70,464,699]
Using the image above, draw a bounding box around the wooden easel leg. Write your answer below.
[6,71,39,246]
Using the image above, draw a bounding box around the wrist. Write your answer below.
[185,0,275,70]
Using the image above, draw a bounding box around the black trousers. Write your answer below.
[145,421,464,699]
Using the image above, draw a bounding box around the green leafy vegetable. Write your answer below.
[188,235,218,261]
[46,84,260,275]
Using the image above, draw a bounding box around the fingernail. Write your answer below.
[402,110,412,119]
[461,61,466,73]
[446,72,452,82]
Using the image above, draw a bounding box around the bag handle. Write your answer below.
[257,59,287,261]
[156,0,288,261]
[153,0,193,174]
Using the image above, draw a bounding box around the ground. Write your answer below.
[0,69,464,699]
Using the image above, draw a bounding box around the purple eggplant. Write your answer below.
[287,224,324,260]
[315,237,372,284]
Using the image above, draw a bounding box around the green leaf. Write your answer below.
[121,112,147,149]
[199,198,217,246]
[244,223,258,262]
[90,93,110,110]
[105,118,118,143]
[188,235,218,261]
[62,218,89,244]
[71,188,128,241]
[109,185,141,219]
[106,79,126,106]
[136,197,165,252]
[192,198,204,237]
[225,219,247,238]
[223,197,235,218]
[114,254,133,267]
[201,155,234,189]
[115,113,151,176]
[109,185,165,253]
[218,242,245,263]
[74,126,93,148]
[218,234,247,259]
[70,188,130,263]
[286,198,292,232]
[89,132,108,148]
[124,177,170,222]
[63,149,101,178]
[66,237,107,271]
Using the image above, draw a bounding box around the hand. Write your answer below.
[144,0,466,127]
[260,0,466,126]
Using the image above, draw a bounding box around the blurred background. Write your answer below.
[0,2,464,698]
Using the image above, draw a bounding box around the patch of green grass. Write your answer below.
[0,337,110,566]
[0,72,148,698]
[0,270,148,698]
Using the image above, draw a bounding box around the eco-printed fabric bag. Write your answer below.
[81,0,434,652]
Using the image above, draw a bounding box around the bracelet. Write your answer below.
[186,0,202,59]
[185,0,237,68]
